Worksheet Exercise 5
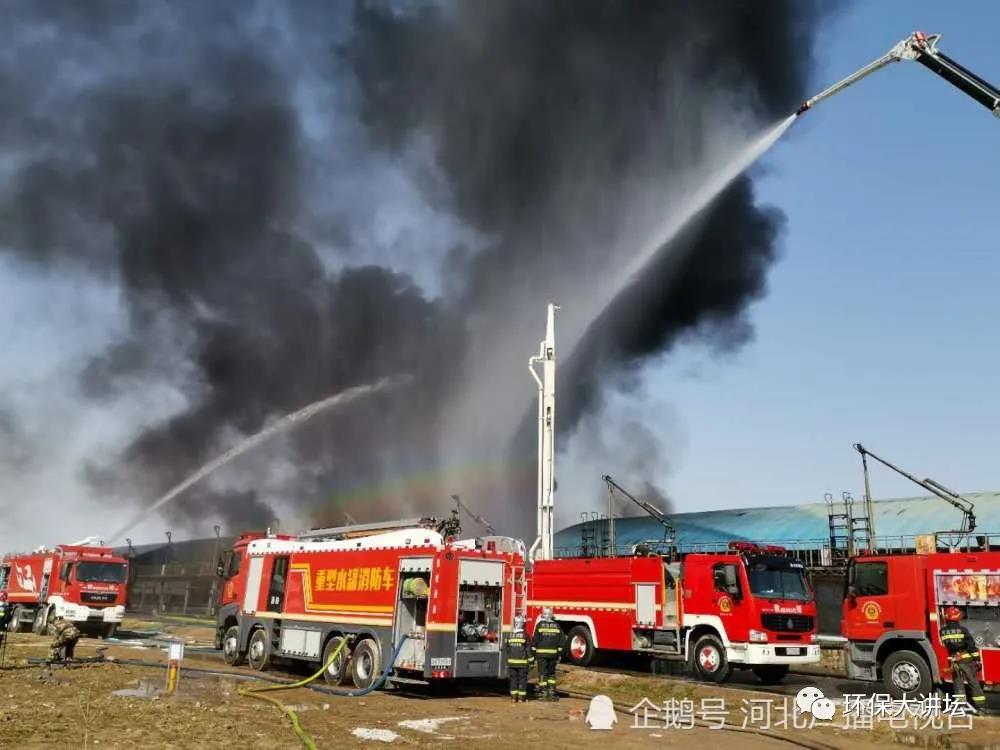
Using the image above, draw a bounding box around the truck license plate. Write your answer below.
[786,648,802,656]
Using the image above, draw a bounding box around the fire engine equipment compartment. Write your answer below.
[453,559,503,677]
[394,559,431,673]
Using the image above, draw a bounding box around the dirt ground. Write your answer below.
[0,622,997,750]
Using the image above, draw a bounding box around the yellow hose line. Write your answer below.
[238,636,350,750]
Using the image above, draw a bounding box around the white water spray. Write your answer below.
[110,374,411,542]
[579,113,800,356]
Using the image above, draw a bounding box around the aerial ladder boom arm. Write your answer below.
[853,443,977,534]
[799,31,1000,118]
[602,474,676,541]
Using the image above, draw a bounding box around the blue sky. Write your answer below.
[650,2,999,512]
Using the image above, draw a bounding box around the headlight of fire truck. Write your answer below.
[749,629,768,643]
[810,633,818,644]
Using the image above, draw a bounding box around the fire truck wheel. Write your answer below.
[222,625,244,666]
[751,664,789,685]
[322,636,350,684]
[882,650,932,699]
[351,638,382,690]
[31,606,51,635]
[7,606,25,633]
[247,628,270,671]
[691,634,732,683]
[564,625,595,667]
[101,624,118,640]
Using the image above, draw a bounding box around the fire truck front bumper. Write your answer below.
[730,643,821,665]
[56,603,126,624]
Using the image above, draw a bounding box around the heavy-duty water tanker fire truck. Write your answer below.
[215,519,527,688]
[0,538,128,637]
[522,305,819,683]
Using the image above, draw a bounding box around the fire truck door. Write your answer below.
[243,556,264,614]
[266,557,289,612]
[844,559,894,642]
[636,584,657,626]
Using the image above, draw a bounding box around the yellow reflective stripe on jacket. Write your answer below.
[941,633,965,640]
[535,648,559,654]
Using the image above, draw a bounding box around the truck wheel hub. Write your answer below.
[224,636,237,656]
[250,640,264,660]
[891,661,921,690]
[571,635,587,658]
[699,646,720,671]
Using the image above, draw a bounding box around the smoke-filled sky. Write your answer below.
[0,0,831,549]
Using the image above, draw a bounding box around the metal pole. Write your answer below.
[860,451,876,543]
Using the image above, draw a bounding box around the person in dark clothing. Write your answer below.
[506,616,531,703]
[531,607,565,702]
[940,606,988,715]
[0,593,10,643]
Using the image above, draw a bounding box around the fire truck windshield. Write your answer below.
[747,561,810,601]
[75,562,127,583]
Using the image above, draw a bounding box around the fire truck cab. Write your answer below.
[844,550,1000,698]
[215,523,527,688]
[528,541,820,683]
[0,543,129,637]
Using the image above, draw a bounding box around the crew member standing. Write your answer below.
[506,615,531,703]
[48,615,81,662]
[531,607,565,702]
[940,606,989,715]
[0,592,10,641]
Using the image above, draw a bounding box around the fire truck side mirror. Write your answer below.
[59,563,71,582]
[216,552,230,578]
[847,585,857,605]
[723,565,742,601]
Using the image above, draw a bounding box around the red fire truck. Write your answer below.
[215,519,527,688]
[519,308,818,683]
[837,444,1000,698]
[528,542,820,683]
[843,550,1000,698]
[0,541,129,637]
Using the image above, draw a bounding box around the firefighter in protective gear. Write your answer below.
[531,607,565,702]
[940,607,988,715]
[506,615,531,703]
[48,615,81,662]
[0,592,10,643]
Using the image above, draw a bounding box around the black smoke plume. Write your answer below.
[0,1,830,537]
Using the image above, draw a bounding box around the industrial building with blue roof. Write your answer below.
[554,492,1000,557]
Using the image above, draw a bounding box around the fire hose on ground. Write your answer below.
[26,635,411,750]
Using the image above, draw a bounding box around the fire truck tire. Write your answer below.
[690,634,732,683]
[351,638,382,690]
[222,625,244,666]
[101,624,118,639]
[751,664,789,684]
[882,650,932,699]
[31,606,51,635]
[247,628,271,671]
[7,606,27,633]
[322,636,351,685]
[564,625,595,667]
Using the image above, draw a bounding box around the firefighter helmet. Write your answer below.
[541,607,554,621]
[944,606,963,622]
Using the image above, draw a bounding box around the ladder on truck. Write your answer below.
[510,564,528,622]
[825,491,872,562]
